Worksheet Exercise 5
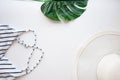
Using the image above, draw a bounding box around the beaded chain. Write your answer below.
[15,29,45,75]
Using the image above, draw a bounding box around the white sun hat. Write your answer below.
[74,31,120,80]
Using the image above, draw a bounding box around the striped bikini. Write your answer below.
[0,25,44,80]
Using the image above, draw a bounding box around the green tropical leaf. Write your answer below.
[35,0,88,21]
[35,0,52,2]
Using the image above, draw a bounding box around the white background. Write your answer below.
[0,0,120,80]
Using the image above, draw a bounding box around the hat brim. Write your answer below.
[74,31,120,80]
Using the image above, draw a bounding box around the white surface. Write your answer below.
[0,0,120,80]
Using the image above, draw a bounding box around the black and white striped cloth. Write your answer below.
[0,25,26,80]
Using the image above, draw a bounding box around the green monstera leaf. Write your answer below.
[35,0,88,21]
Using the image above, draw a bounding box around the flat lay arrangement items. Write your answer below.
[0,0,120,80]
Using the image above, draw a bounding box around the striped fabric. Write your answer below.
[0,25,26,80]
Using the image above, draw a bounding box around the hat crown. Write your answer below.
[97,53,120,80]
